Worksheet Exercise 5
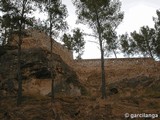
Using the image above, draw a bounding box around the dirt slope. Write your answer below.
[0,76,160,120]
[0,29,160,119]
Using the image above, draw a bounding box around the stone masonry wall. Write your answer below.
[74,58,155,68]
[11,29,73,65]
[74,58,157,83]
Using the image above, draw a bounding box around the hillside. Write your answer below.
[74,58,160,97]
[0,30,160,120]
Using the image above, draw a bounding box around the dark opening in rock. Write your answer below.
[109,87,118,95]
[32,67,51,79]
[0,46,6,57]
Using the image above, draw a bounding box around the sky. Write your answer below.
[1,0,160,59]
[62,0,160,59]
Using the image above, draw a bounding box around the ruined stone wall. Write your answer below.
[10,29,156,69]
[74,58,155,68]
[11,29,73,65]
[74,58,158,83]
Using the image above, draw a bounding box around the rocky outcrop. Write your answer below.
[0,46,85,97]
[10,29,73,66]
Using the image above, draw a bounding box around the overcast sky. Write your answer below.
[117,0,160,34]
[62,0,160,59]
[1,0,159,59]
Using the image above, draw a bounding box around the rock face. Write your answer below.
[0,46,84,96]
[10,29,73,66]
[0,29,86,97]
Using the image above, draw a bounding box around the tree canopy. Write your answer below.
[62,28,85,59]
[119,10,160,60]
[0,0,35,46]
[73,0,124,98]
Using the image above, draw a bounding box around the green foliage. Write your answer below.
[103,28,119,58]
[119,33,132,57]
[73,0,123,98]
[38,0,68,37]
[0,0,17,45]
[153,10,160,59]
[73,0,123,35]
[62,28,85,59]
[119,10,160,59]
[120,25,158,59]
[72,28,85,59]
[32,19,48,33]
[0,0,35,46]
[62,33,73,50]
[131,26,155,58]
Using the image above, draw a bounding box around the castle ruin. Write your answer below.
[10,29,155,69]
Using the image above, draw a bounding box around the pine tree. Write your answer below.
[153,10,160,59]
[119,33,136,57]
[130,26,155,59]
[62,33,73,50]
[0,0,17,45]
[73,0,123,99]
[37,0,68,102]
[72,28,85,59]
[0,0,35,105]
[103,28,119,58]
[62,28,85,59]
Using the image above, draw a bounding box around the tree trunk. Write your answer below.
[99,37,107,99]
[146,39,153,59]
[113,49,117,58]
[17,17,23,106]
[49,13,55,103]
[17,36,22,106]
[148,46,153,59]
[50,34,55,103]
[17,0,26,106]
[96,11,107,99]
[8,26,13,45]
[2,27,7,46]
